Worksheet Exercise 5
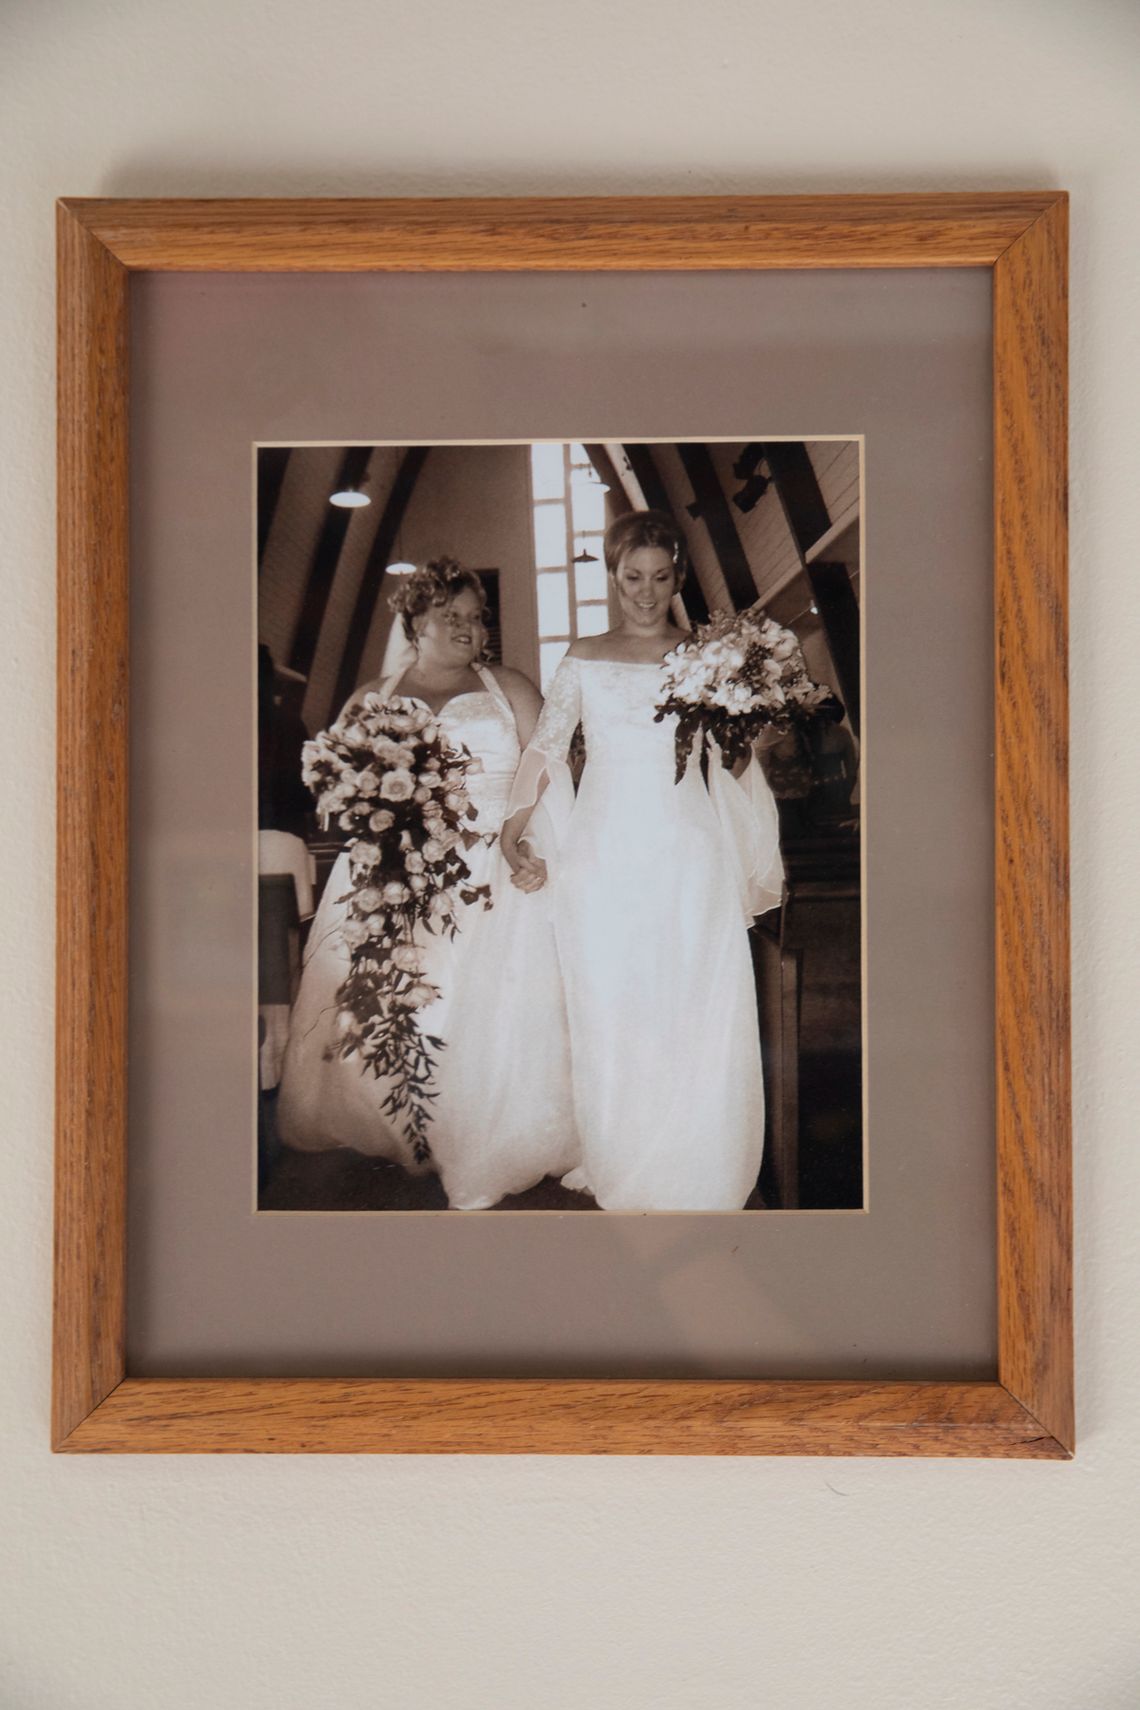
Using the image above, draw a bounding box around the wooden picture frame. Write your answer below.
[55,193,1070,1456]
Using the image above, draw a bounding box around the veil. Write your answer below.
[378,617,417,690]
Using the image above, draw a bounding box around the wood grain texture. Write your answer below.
[994,196,1073,1451]
[53,204,130,1444]
[58,1379,1069,1457]
[59,192,1059,272]
[53,192,1073,1456]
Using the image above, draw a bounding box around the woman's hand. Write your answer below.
[501,835,548,893]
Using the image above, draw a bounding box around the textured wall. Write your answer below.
[3,1,1138,1705]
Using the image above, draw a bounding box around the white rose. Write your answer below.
[408,873,428,894]
[353,886,383,914]
[428,891,452,917]
[368,809,395,833]
[404,850,425,874]
[381,880,410,905]
[379,768,416,802]
[391,944,422,974]
[422,838,445,864]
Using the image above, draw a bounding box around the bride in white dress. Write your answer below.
[500,513,783,1211]
[277,561,578,1209]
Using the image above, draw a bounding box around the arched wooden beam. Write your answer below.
[330,445,431,719]
[256,446,291,571]
[286,444,373,677]
[761,443,860,738]
[620,443,710,623]
[675,443,756,612]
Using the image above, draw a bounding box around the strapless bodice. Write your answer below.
[417,677,520,831]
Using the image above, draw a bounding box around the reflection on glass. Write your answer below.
[573,557,608,602]
[576,603,609,637]
[530,442,565,501]
[540,638,570,690]
[537,571,570,634]
[533,502,567,569]
[570,475,606,535]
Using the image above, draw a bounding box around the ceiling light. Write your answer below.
[329,487,370,508]
[387,561,417,575]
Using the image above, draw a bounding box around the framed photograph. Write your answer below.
[55,194,1070,1455]
[257,434,862,1218]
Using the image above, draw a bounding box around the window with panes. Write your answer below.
[530,443,611,690]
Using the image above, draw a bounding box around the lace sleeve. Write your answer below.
[530,658,581,758]
[707,741,785,919]
[504,656,580,845]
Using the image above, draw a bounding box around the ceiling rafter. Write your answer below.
[761,442,860,736]
[287,444,373,678]
[329,446,431,720]
[620,443,710,624]
[674,443,756,612]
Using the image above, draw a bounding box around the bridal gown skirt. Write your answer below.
[554,759,767,1211]
[518,656,781,1213]
[276,680,578,1208]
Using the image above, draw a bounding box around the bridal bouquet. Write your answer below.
[301,694,491,1163]
[655,609,838,783]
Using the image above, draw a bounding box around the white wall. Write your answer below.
[3,2,1138,1706]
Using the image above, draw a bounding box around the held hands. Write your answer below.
[502,835,548,894]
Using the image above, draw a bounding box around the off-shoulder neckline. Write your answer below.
[569,655,667,668]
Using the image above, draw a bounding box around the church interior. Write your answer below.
[257,439,863,1212]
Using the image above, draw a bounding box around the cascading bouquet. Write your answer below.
[301,693,492,1163]
[654,609,839,783]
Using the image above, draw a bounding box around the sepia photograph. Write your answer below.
[257,438,863,1213]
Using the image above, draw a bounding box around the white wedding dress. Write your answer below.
[276,665,578,1208]
[509,656,784,1211]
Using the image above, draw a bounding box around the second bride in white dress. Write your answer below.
[501,513,784,1212]
[277,561,578,1209]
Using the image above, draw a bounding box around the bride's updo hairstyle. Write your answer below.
[388,558,489,643]
[603,510,686,587]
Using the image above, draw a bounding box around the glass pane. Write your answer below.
[537,571,570,634]
[540,639,570,690]
[530,443,565,501]
[570,474,607,534]
[533,502,567,568]
[569,442,589,465]
[573,554,608,602]
[576,603,610,637]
